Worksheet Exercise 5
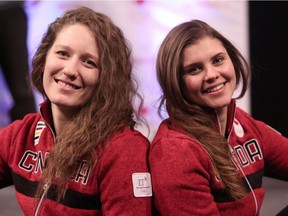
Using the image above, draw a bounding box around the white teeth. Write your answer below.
[206,84,224,93]
[58,81,76,89]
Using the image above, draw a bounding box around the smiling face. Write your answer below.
[43,24,100,114]
[182,36,236,112]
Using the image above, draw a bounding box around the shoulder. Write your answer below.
[100,126,150,159]
[150,120,211,164]
[152,120,192,144]
[151,120,202,147]
[235,107,280,135]
[109,126,150,148]
[149,120,215,183]
[235,107,252,119]
[96,127,150,176]
[0,113,41,158]
[0,113,40,136]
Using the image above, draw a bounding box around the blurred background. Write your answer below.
[0,1,287,215]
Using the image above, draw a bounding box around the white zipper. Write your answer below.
[34,183,48,216]
[39,111,56,141]
[229,140,258,215]
[33,107,55,215]
[219,105,258,215]
[214,110,222,135]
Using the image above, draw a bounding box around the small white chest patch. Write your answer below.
[233,118,244,138]
[132,172,152,197]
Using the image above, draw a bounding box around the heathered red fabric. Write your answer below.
[149,100,288,216]
[0,100,152,215]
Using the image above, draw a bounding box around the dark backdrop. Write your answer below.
[249,1,288,137]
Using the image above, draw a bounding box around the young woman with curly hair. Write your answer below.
[0,7,152,215]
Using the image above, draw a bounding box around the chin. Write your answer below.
[208,100,231,110]
[51,100,81,109]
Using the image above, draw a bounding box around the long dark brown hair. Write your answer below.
[156,20,251,199]
[31,7,145,200]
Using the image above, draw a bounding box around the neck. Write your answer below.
[215,106,228,136]
[51,104,78,134]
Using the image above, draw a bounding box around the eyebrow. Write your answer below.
[181,52,227,73]
[53,44,99,60]
[180,62,198,75]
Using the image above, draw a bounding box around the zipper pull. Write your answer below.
[34,183,49,216]
[43,183,48,191]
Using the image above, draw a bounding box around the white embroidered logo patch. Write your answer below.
[132,172,152,197]
[233,118,244,138]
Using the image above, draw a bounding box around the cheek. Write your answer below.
[224,61,236,79]
[42,71,49,87]
[183,76,202,95]
[44,53,63,75]
[83,72,100,86]
[182,76,203,103]
[42,70,52,93]
[225,65,237,89]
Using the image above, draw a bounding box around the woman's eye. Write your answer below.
[182,64,202,75]
[85,59,97,68]
[56,50,68,57]
[214,57,223,64]
[188,66,201,74]
[191,66,200,72]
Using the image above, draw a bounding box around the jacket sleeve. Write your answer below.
[0,125,14,188]
[254,119,288,180]
[97,130,152,216]
[149,137,221,216]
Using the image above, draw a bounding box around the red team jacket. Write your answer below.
[149,100,288,216]
[0,100,152,215]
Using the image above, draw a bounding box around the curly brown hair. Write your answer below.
[156,20,251,199]
[32,7,145,200]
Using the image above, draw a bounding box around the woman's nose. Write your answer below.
[204,65,219,81]
[63,59,79,79]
